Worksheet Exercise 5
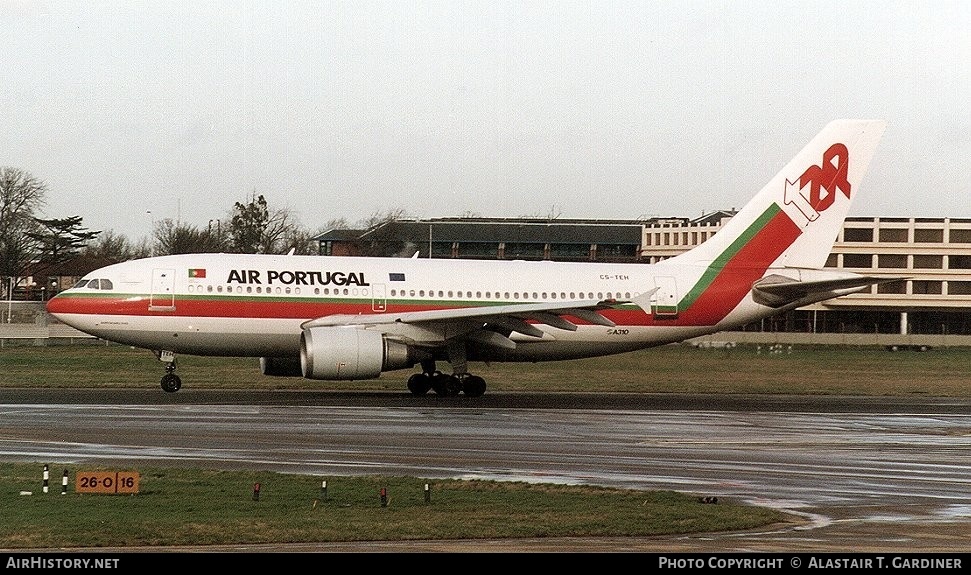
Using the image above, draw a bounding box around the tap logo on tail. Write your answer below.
[783,143,850,223]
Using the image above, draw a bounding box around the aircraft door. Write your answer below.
[149,268,176,312]
[652,276,679,319]
[371,284,387,312]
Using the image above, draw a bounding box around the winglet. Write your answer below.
[630,288,660,314]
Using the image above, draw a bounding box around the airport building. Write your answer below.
[316,214,971,342]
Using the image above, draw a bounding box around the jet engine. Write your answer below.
[300,326,415,380]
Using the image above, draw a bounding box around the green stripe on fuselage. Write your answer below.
[676,203,780,310]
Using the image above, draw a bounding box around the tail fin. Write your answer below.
[674,119,886,269]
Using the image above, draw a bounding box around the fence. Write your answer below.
[0,321,96,347]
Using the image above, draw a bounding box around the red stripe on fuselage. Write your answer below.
[47,210,800,329]
[676,209,800,325]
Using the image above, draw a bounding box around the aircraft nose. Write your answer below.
[45,292,72,318]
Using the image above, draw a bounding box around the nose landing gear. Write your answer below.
[155,350,182,393]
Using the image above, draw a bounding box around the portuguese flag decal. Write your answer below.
[188,268,206,278]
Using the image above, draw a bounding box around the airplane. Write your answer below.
[47,119,887,397]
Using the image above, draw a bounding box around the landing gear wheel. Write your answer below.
[462,375,486,397]
[407,373,432,396]
[160,358,181,392]
[161,373,182,393]
[431,372,461,396]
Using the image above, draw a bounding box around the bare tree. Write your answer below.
[152,219,227,255]
[324,217,351,230]
[353,207,412,257]
[260,206,300,254]
[0,167,47,298]
[84,229,139,262]
[282,226,324,256]
[358,207,410,229]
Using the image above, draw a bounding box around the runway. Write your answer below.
[1,390,970,552]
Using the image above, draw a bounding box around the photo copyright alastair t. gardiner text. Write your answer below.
[657,555,964,570]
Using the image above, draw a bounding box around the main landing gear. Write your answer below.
[155,350,182,393]
[406,358,487,398]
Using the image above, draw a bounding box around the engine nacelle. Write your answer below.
[259,356,303,377]
[300,327,415,380]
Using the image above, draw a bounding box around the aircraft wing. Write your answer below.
[752,273,901,307]
[300,293,657,350]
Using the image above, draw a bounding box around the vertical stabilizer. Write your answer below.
[673,120,886,270]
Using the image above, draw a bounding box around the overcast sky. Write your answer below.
[2,1,969,241]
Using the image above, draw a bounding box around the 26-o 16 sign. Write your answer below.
[75,471,140,494]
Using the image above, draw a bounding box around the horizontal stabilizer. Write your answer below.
[752,273,900,307]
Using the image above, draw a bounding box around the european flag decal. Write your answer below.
[389,273,406,282]
[188,268,206,278]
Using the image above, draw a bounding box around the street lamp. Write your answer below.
[6,277,13,324]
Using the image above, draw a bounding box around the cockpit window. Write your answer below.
[82,279,114,290]
[72,280,89,289]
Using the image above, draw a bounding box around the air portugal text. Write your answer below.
[226,269,370,287]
